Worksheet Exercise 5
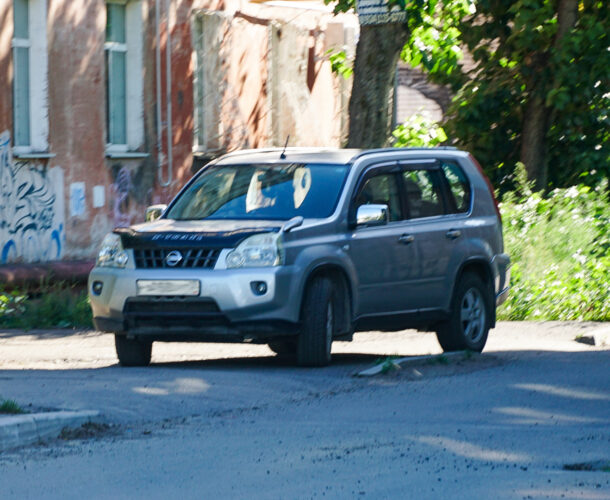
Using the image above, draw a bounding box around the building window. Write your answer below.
[105,2,127,146]
[12,0,30,147]
[11,0,49,154]
[104,0,144,153]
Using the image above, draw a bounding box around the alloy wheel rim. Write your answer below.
[460,288,485,344]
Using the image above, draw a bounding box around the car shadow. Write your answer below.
[151,352,385,370]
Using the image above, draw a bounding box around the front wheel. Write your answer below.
[297,277,334,367]
[436,273,491,352]
[115,335,152,367]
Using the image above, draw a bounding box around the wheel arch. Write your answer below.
[300,263,354,338]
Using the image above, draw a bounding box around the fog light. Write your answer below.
[92,281,104,296]
[250,281,267,296]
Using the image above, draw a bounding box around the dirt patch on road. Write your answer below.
[58,422,117,441]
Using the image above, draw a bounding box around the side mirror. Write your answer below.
[356,204,389,227]
[145,204,167,222]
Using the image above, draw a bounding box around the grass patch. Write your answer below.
[0,282,93,330]
[374,356,400,374]
[426,354,450,365]
[498,171,609,321]
[0,398,25,414]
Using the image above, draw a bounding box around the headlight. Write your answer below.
[226,233,282,269]
[96,233,128,268]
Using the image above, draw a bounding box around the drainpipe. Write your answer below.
[165,0,173,187]
[155,0,165,185]
[157,0,173,188]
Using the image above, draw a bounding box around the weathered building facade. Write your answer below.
[0,0,357,266]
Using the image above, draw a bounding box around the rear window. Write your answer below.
[441,163,471,213]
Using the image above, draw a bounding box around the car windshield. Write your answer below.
[167,163,349,221]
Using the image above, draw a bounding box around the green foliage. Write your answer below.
[392,114,448,147]
[426,0,610,190]
[401,0,475,84]
[326,49,353,79]
[0,284,93,330]
[326,0,608,188]
[498,170,610,321]
[0,398,25,414]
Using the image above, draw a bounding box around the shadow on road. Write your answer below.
[151,352,384,370]
[0,328,101,340]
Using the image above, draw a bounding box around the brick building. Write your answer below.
[0,0,357,268]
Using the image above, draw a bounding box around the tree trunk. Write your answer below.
[520,96,548,188]
[520,0,578,188]
[347,23,409,148]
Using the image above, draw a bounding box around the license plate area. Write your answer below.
[136,280,200,296]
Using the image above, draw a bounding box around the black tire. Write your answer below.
[115,335,152,367]
[436,272,491,352]
[268,340,296,358]
[297,277,334,367]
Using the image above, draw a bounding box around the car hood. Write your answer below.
[116,219,283,249]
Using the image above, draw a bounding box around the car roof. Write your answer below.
[213,147,466,167]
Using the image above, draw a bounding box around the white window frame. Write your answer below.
[104,0,144,155]
[12,0,49,156]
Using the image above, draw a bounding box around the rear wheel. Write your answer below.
[436,273,491,352]
[115,335,152,367]
[297,277,334,367]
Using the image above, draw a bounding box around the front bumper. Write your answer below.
[88,264,301,340]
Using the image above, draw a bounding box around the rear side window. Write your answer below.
[403,170,444,219]
[441,163,471,213]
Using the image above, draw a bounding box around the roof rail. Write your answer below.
[352,146,459,161]
[218,147,339,159]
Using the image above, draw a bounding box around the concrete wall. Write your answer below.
[0,0,357,264]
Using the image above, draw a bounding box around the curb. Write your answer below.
[356,350,478,377]
[0,410,100,452]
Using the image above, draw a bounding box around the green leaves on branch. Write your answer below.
[440,0,610,189]
[326,50,354,79]
[400,0,474,85]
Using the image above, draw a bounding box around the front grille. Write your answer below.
[124,297,227,329]
[133,248,220,269]
[125,298,220,314]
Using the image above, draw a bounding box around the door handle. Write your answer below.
[398,234,415,244]
[446,229,462,240]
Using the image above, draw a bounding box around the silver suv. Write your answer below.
[89,148,510,367]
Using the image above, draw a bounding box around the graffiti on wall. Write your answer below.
[111,166,133,227]
[0,131,65,264]
[109,162,156,228]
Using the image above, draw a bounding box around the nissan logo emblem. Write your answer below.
[165,250,183,267]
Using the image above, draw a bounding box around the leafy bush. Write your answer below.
[393,114,448,148]
[0,283,93,330]
[498,169,609,321]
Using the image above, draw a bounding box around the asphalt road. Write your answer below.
[0,322,609,499]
